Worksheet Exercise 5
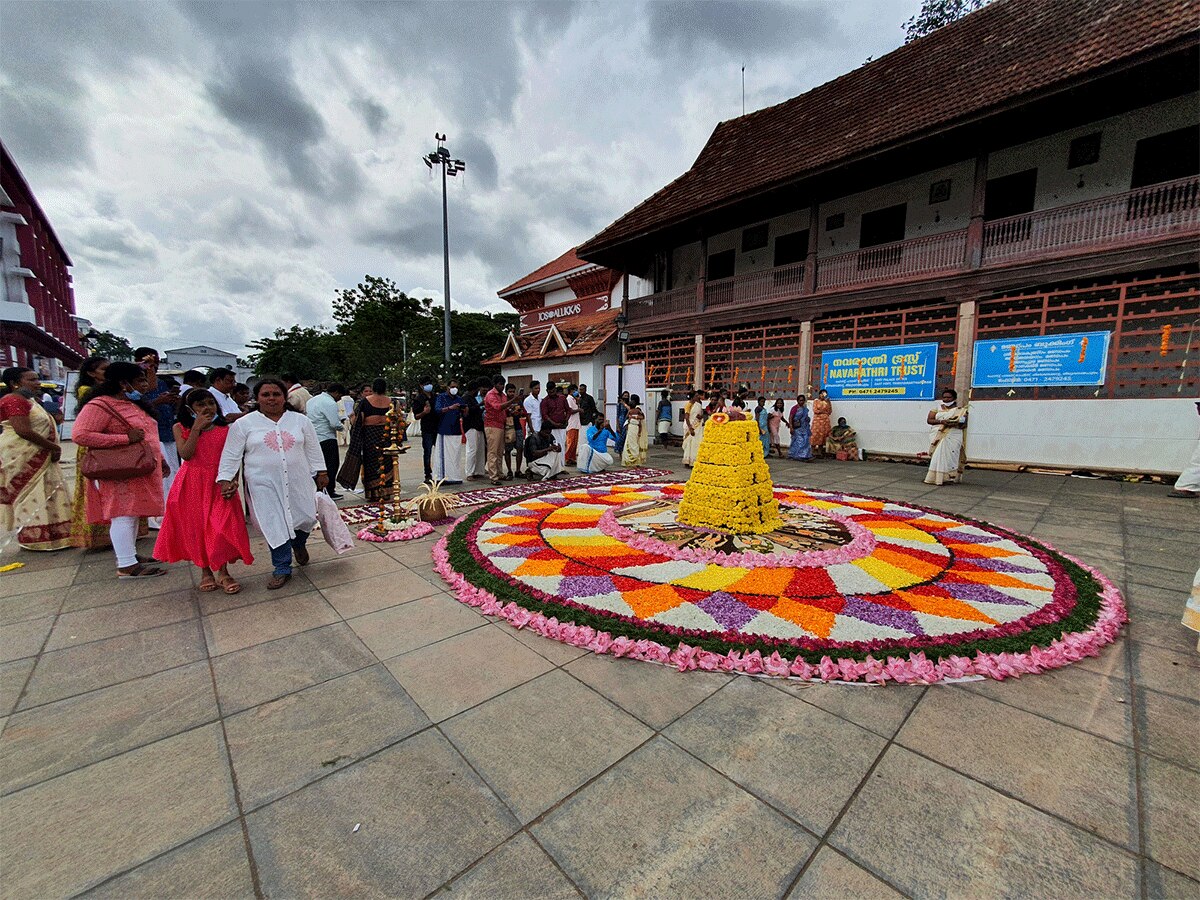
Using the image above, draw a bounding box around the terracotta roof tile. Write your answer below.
[498,246,594,296]
[579,0,1198,254]
[484,308,619,365]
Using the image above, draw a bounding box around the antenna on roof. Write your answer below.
[741,65,745,116]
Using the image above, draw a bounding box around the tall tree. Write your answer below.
[246,325,342,380]
[903,0,991,42]
[85,329,134,361]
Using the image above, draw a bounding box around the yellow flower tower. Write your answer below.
[677,413,782,534]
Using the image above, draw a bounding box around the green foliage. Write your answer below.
[903,0,990,43]
[246,276,517,389]
[85,329,134,361]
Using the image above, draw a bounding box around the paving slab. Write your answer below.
[202,591,340,657]
[786,846,904,899]
[82,823,255,899]
[0,723,238,898]
[666,676,885,834]
[443,833,579,900]
[45,591,195,652]
[348,592,486,660]
[0,660,217,794]
[896,686,1139,849]
[319,567,442,618]
[564,651,730,730]
[18,619,207,710]
[533,736,814,899]
[1134,686,1200,771]
[211,621,376,715]
[0,587,63,627]
[831,745,1140,898]
[224,664,428,809]
[1140,754,1200,881]
[442,669,652,823]
[246,729,517,898]
[0,613,55,664]
[385,624,554,722]
[772,679,924,740]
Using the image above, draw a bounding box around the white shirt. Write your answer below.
[217,410,324,548]
[567,394,580,430]
[523,393,543,432]
[210,386,241,418]
[339,395,355,420]
[287,384,312,413]
[306,392,343,442]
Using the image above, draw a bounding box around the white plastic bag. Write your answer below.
[314,491,354,555]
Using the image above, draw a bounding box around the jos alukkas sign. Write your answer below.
[520,293,611,332]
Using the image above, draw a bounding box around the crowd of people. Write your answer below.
[2,350,976,585]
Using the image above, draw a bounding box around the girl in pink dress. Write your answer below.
[154,389,253,593]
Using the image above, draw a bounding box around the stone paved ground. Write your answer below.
[1,445,1197,899]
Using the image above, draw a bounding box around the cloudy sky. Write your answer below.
[1,0,919,359]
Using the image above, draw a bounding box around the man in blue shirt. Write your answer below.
[135,347,180,530]
[307,383,346,499]
[578,413,617,474]
[434,379,466,484]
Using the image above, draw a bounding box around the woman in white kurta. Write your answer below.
[218,379,328,588]
[681,391,705,467]
[925,388,968,486]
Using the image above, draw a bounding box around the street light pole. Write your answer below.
[423,133,466,370]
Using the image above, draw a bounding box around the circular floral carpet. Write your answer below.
[434,483,1126,684]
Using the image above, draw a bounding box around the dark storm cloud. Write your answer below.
[647,1,836,55]
[75,221,159,264]
[206,57,363,199]
[454,134,500,192]
[352,97,389,136]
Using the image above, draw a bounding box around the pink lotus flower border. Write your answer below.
[435,533,1124,683]
[356,521,434,543]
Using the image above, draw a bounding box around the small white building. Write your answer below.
[486,247,650,404]
[164,345,252,382]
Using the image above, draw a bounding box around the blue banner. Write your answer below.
[820,342,939,400]
[971,331,1110,388]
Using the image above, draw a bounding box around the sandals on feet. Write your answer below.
[216,577,242,595]
[198,575,219,592]
[118,563,166,579]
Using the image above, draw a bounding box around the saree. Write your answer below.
[811,398,832,452]
[0,395,73,550]
[827,425,859,460]
[925,405,967,485]
[681,403,704,466]
[788,406,812,460]
[337,420,393,501]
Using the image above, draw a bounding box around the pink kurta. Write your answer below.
[72,397,165,523]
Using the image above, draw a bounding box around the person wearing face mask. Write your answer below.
[410,377,440,484]
[72,362,171,577]
[433,379,466,484]
[0,367,74,551]
[463,377,487,481]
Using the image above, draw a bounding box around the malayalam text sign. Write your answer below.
[820,342,939,401]
[971,331,1110,388]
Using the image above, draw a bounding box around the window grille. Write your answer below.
[702,321,804,397]
[624,334,697,390]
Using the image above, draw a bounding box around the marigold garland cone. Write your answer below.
[677,414,782,534]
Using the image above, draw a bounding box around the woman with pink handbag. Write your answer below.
[72,361,168,578]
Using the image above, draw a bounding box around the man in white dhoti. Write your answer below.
[524,421,565,481]
[681,390,705,468]
[1168,400,1200,499]
[217,379,328,589]
[924,388,968,486]
[578,415,618,474]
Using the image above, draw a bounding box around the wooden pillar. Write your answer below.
[966,153,988,269]
[954,299,977,396]
[803,202,819,296]
[693,333,704,390]
[798,320,814,395]
[697,235,708,311]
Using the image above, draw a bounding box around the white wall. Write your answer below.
[988,93,1199,207]
[542,286,574,306]
[830,397,1197,474]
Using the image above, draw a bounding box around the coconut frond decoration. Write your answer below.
[409,478,457,522]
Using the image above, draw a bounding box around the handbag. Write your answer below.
[79,400,159,480]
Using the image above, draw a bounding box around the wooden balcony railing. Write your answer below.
[981,175,1200,265]
[626,283,698,322]
[624,177,1200,323]
[704,261,806,310]
[816,229,968,291]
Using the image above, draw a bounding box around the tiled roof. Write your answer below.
[498,247,593,296]
[484,308,619,366]
[579,0,1198,255]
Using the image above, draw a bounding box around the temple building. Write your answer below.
[577,0,1199,475]
[0,140,86,378]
